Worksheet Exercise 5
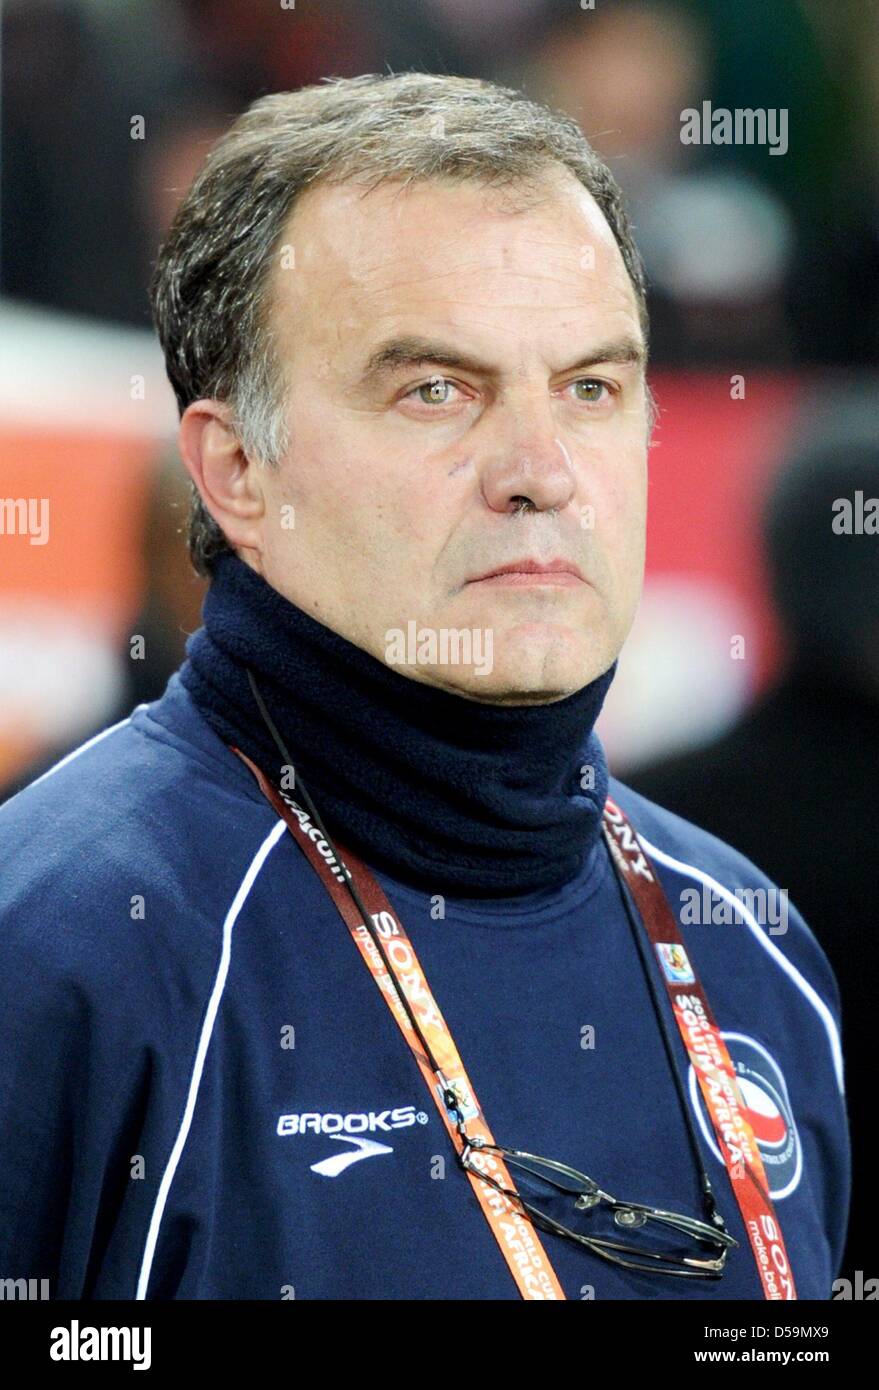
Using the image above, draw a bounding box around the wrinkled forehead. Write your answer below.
[266,170,643,365]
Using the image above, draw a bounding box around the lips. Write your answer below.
[468,557,585,585]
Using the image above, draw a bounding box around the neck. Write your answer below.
[181,552,616,896]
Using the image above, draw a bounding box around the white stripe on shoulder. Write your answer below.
[638,832,845,1096]
[23,705,150,790]
[135,816,289,1300]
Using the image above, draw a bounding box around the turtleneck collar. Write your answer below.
[180,551,616,896]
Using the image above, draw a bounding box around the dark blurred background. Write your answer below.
[1,0,876,1284]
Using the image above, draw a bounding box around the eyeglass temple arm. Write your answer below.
[484,1146,606,1197]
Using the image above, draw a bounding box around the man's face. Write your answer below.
[249,167,649,704]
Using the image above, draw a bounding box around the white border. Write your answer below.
[135,818,288,1299]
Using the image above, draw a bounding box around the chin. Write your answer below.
[421,629,611,705]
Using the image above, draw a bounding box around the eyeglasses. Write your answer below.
[457,1132,738,1279]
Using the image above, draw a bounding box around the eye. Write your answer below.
[568,378,613,405]
[405,376,462,408]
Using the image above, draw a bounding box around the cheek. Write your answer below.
[591,443,646,536]
[275,423,369,532]
[587,447,647,599]
[364,450,463,550]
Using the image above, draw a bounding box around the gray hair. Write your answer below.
[150,71,649,576]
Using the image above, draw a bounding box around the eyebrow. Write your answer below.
[358,333,646,385]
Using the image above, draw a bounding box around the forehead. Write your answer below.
[268,170,642,359]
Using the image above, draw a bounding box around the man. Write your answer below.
[0,73,848,1301]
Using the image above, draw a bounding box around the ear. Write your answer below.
[178,400,265,557]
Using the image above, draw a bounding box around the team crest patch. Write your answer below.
[688,1032,802,1199]
[656,942,695,984]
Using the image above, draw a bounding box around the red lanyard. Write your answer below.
[602,799,796,1300]
[233,747,796,1301]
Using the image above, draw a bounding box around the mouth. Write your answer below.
[467,557,586,588]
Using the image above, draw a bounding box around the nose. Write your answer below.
[479,396,577,514]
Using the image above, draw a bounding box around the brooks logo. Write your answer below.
[277,1104,429,1177]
